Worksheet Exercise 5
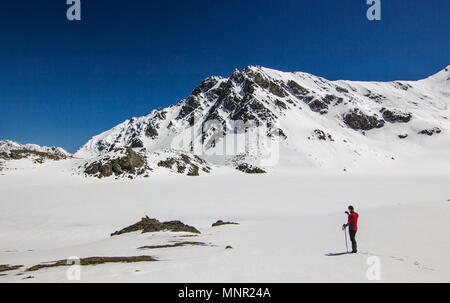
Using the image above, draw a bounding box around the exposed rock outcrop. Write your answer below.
[83,147,148,178]
[4,150,69,163]
[381,108,412,123]
[0,264,23,272]
[26,256,156,272]
[111,216,201,236]
[313,129,334,141]
[344,109,385,131]
[418,127,442,136]
[156,151,211,176]
[212,220,240,227]
[236,163,266,174]
[0,140,71,164]
[138,242,206,249]
[308,99,329,115]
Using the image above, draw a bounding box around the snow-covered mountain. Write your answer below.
[75,65,450,175]
[0,140,71,158]
[0,140,71,170]
[1,68,450,283]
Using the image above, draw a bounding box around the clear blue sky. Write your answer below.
[0,0,448,153]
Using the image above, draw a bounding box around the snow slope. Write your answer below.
[0,160,448,282]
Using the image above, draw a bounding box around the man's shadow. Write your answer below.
[325,252,352,256]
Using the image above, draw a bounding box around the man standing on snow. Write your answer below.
[342,205,358,253]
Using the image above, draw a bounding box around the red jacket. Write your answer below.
[348,212,358,231]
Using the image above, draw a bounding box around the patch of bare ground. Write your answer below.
[7,150,69,163]
[138,241,207,250]
[0,264,23,272]
[26,256,156,272]
[212,220,240,227]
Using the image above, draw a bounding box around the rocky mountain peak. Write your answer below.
[75,65,449,175]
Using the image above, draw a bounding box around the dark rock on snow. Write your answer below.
[344,109,385,131]
[212,220,240,227]
[381,108,412,123]
[111,216,201,236]
[84,147,148,178]
[236,163,266,174]
[418,127,442,136]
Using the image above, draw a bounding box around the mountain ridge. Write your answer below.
[0,140,71,158]
[0,140,71,170]
[73,65,449,175]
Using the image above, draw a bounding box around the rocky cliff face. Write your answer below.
[74,65,450,174]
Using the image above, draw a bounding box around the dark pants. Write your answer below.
[349,230,357,253]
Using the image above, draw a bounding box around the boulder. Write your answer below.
[236,163,266,174]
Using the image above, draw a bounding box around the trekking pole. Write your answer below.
[344,226,349,253]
